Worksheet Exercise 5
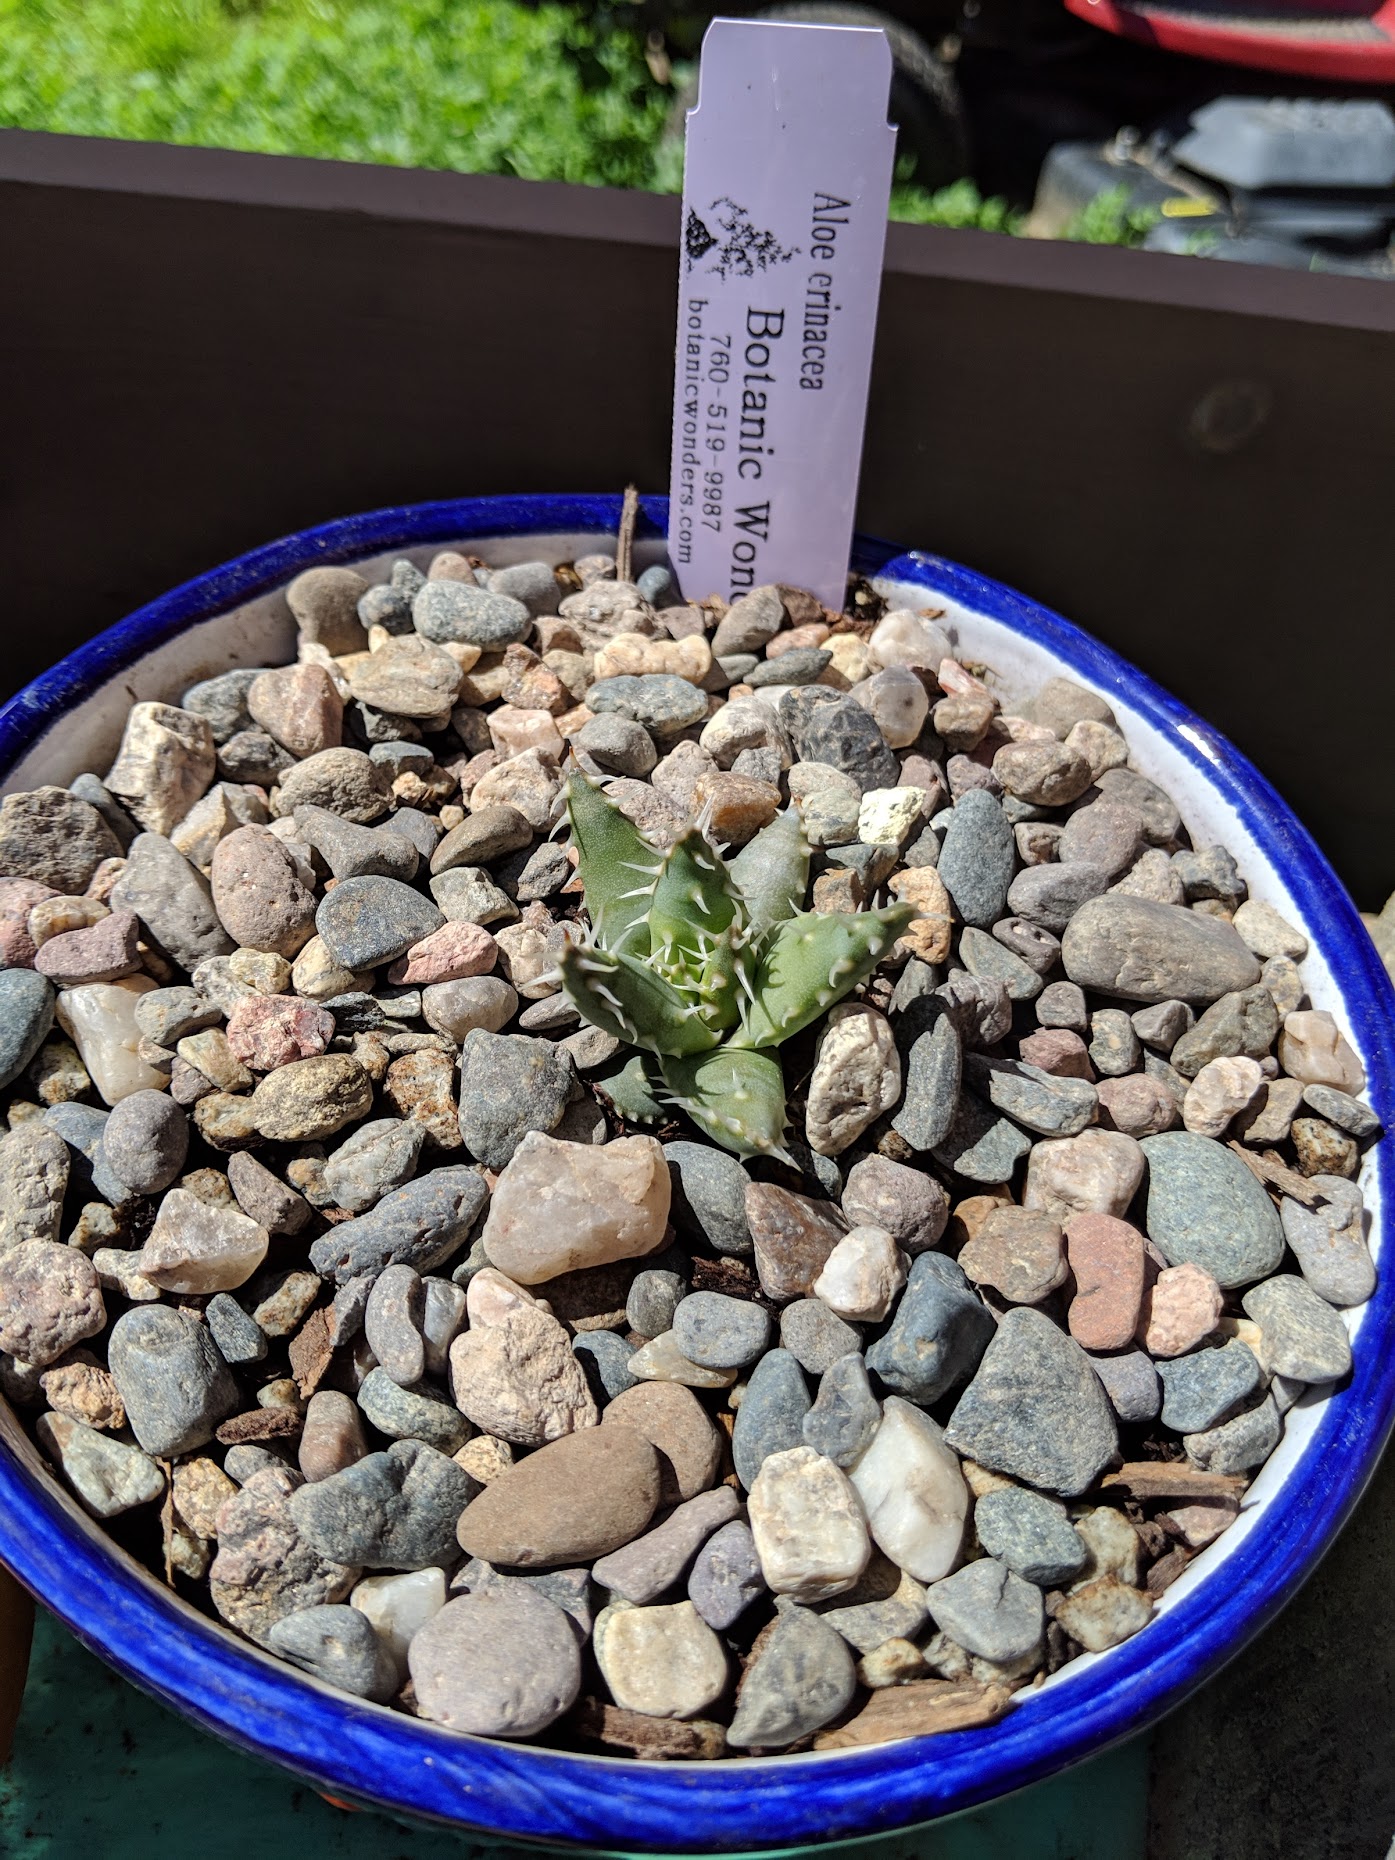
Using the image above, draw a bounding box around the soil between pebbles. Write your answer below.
[0,545,1380,1760]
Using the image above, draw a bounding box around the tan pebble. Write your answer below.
[1139,1261,1224,1357]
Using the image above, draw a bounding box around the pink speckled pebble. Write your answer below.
[0,878,58,969]
[1097,1074,1179,1137]
[34,910,142,985]
[1065,1212,1146,1351]
[388,921,499,986]
[1018,1028,1096,1081]
[1138,1262,1224,1358]
[225,993,336,1071]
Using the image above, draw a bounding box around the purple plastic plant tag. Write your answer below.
[668,18,895,609]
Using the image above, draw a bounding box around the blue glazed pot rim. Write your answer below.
[1,492,1392,1851]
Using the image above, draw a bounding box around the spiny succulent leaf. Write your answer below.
[565,773,659,954]
[731,903,916,1049]
[558,942,720,1058]
[659,1047,788,1159]
[649,827,740,971]
[728,808,810,940]
[594,1052,666,1124]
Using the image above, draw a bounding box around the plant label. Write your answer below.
[667,18,895,611]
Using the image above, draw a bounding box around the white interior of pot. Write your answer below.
[1,529,1377,1742]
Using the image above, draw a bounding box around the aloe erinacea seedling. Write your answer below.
[558,774,913,1159]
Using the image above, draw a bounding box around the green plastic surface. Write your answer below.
[1,1611,1147,1858]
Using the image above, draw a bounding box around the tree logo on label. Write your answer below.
[685,197,798,278]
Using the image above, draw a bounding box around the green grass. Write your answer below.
[0,0,670,188]
[0,0,1113,238]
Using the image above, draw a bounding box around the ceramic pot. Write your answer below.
[0,493,1390,1850]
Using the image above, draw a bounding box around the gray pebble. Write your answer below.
[364,1264,427,1386]
[1158,1338,1264,1433]
[891,1004,961,1152]
[1057,800,1143,880]
[573,1330,639,1403]
[727,1600,856,1749]
[1094,766,1181,845]
[383,806,444,859]
[291,1438,475,1568]
[323,1118,426,1215]
[267,1603,398,1701]
[802,1352,881,1467]
[452,1559,595,1641]
[936,790,1016,929]
[328,1275,375,1348]
[513,841,572,902]
[457,1030,574,1170]
[1174,844,1246,905]
[1242,1274,1353,1383]
[0,970,55,1090]
[1170,985,1279,1079]
[779,689,899,791]
[1131,999,1193,1052]
[1037,980,1089,1034]
[966,1054,1098,1138]
[100,1090,189,1197]
[111,832,235,971]
[68,773,139,850]
[294,805,419,882]
[1089,1008,1142,1078]
[409,1588,581,1737]
[974,1489,1087,1587]
[217,730,294,787]
[420,1277,469,1379]
[356,1367,471,1454]
[959,925,1043,1001]
[574,714,657,778]
[926,1557,1044,1662]
[310,1167,488,1283]
[1088,1348,1161,1423]
[945,1306,1118,1497]
[358,584,414,633]
[587,675,710,737]
[866,1252,994,1405]
[712,585,786,655]
[134,985,220,1047]
[673,1291,770,1370]
[413,581,531,646]
[933,972,1013,1048]
[315,876,444,971]
[182,669,263,744]
[224,1444,291,1484]
[748,649,831,687]
[626,1268,687,1340]
[779,1299,861,1376]
[593,1485,741,1603]
[489,560,563,616]
[227,1151,312,1236]
[991,916,1062,976]
[108,1305,238,1457]
[1062,896,1261,1005]
[1007,862,1112,934]
[1140,1132,1285,1289]
[688,1519,765,1630]
[431,807,533,874]
[931,1091,1033,1184]
[732,1349,810,1490]
[1301,1084,1380,1141]
[205,1292,268,1365]
[1185,1393,1282,1473]
[1280,1180,1374,1308]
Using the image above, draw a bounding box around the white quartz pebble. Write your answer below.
[351,1566,447,1681]
[748,1445,870,1603]
[849,1397,968,1584]
[56,977,166,1105]
[813,1226,909,1324]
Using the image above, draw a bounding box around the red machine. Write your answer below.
[1063,0,1395,85]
